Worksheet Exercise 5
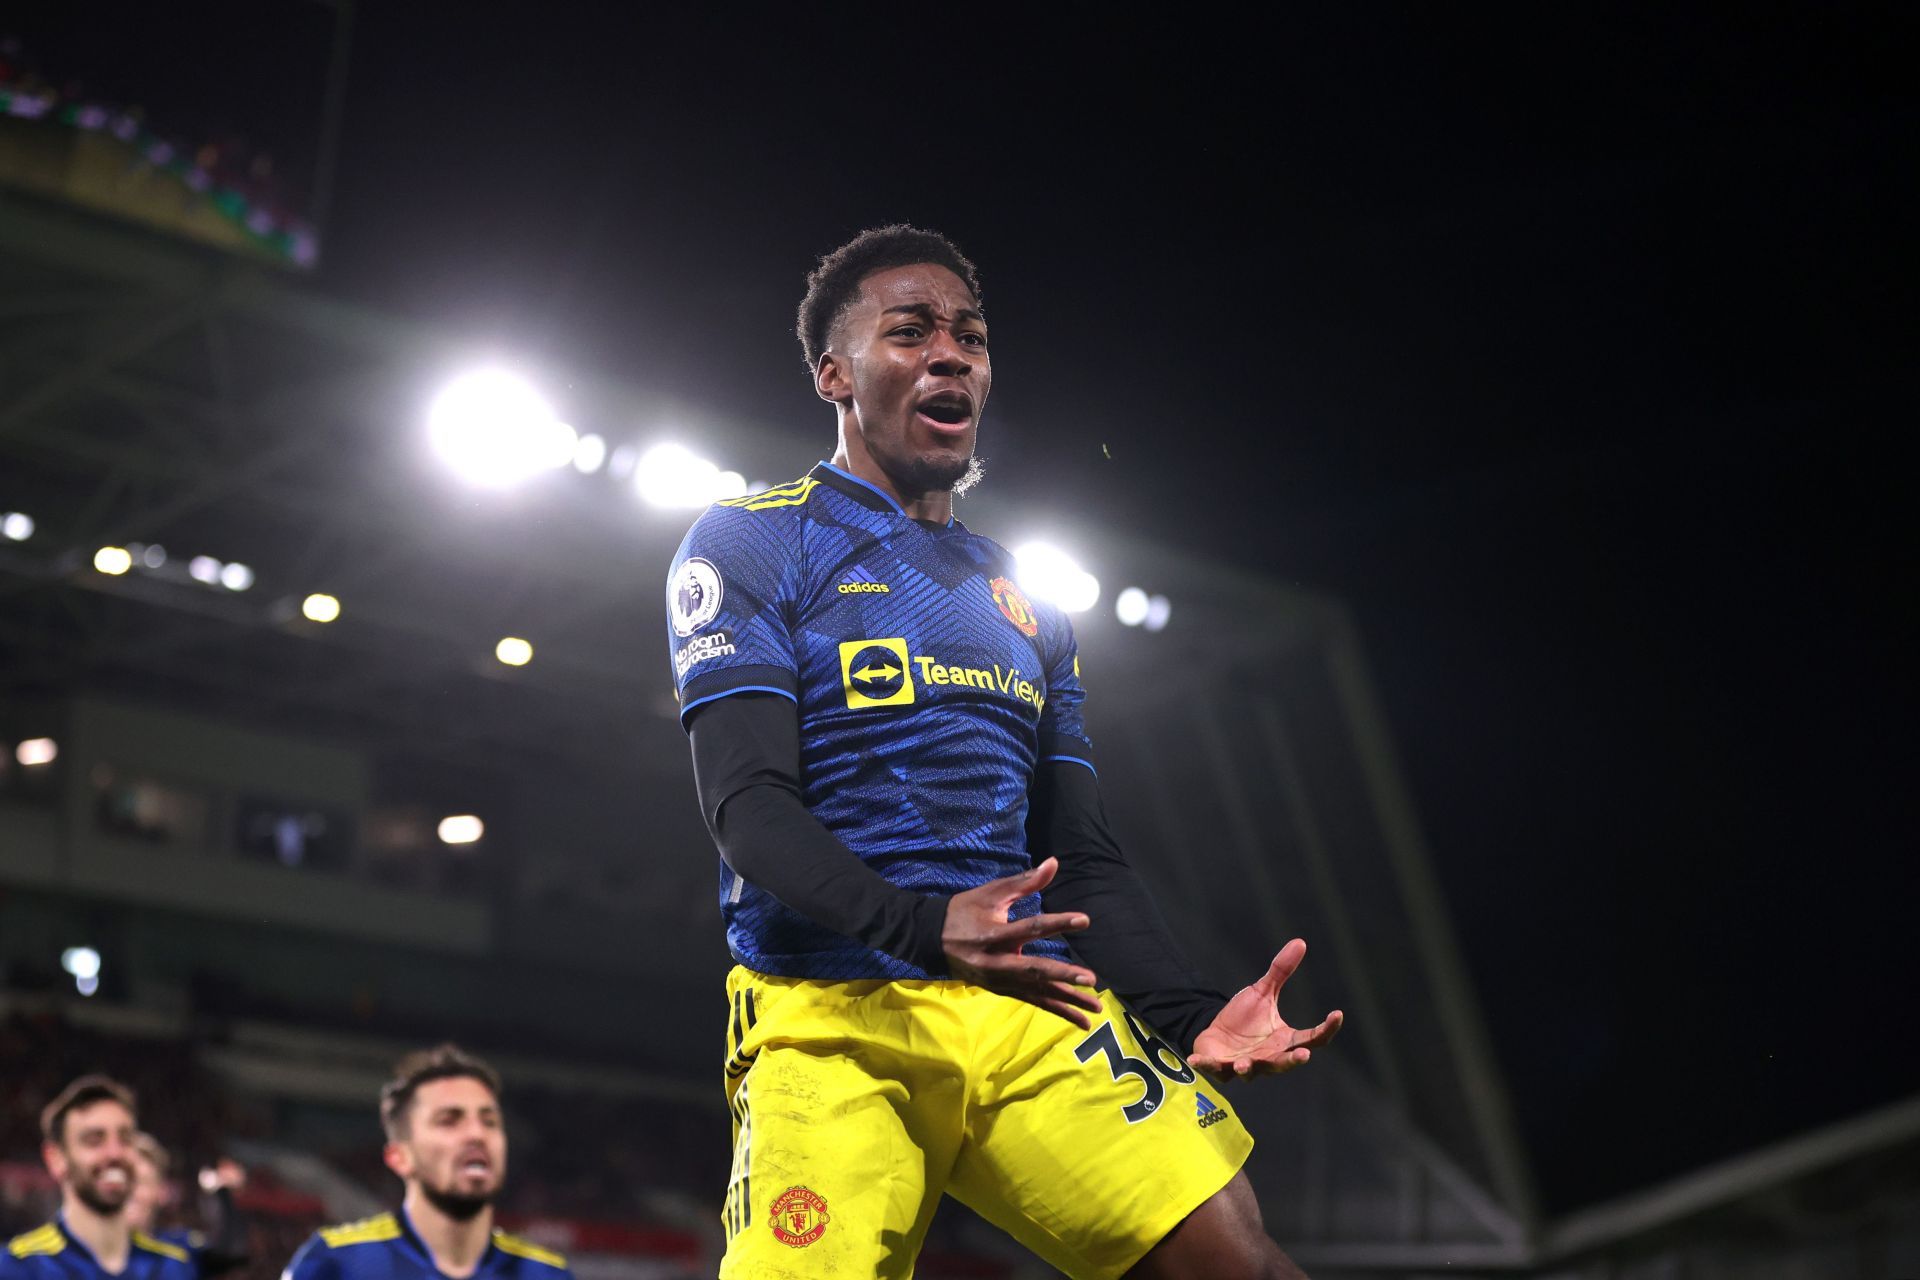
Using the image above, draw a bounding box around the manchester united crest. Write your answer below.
[768,1186,830,1248]
[989,576,1039,637]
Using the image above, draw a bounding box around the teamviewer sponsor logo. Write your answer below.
[838,638,915,708]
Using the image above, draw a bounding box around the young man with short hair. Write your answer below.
[3,1076,196,1280]
[667,225,1344,1278]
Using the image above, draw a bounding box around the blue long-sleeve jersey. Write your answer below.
[666,461,1099,979]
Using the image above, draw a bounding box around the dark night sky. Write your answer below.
[15,4,1914,1212]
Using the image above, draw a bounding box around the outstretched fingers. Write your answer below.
[1296,1008,1344,1049]
[1031,994,1098,1030]
[998,909,1091,946]
[1190,1045,1313,1079]
[991,855,1060,899]
[1252,938,1308,1000]
[974,952,1101,1017]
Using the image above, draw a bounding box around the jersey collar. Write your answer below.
[811,462,958,529]
[397,1205,502,1280]
[54,1215,124,1277]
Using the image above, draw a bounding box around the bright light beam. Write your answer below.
[1014,542,1101,614]
[301,593,341,623]
[60,946,101,997]
[16,738,58,767]
[437,815,485,845]
[572,433,608,474]
[633,443,748,509]
[428,369,577,489]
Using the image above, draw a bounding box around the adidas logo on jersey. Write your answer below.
[837,581,891,594]
[1195,1093,1227,1128]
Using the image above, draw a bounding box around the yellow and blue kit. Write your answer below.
[280,1213,569,1280]
[668,462,1253,1279]
[2,1221,195,1280]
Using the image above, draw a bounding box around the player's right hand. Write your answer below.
[942,856,1102,1028]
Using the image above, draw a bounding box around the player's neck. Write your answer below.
[61,1195,131,1272]
[403,1191,493,1278]
[830,431,955,525]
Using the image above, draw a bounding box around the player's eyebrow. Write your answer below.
[881,302,985,326]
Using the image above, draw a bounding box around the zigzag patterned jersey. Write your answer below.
[666,461,1097,979]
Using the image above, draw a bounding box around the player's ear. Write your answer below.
[815,350,851,404]
[41,1140,67,1182]
[381,1141,411,1181]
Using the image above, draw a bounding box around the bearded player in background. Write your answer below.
[3,1077,196,1280]
[282,1045,571,1280]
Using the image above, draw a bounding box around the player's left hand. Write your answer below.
[1188,938,1343,1080]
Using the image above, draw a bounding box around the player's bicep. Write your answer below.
[686,692,804,830]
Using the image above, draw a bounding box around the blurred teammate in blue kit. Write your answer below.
[4,1077,195,1280]
[281,1046,569,1280]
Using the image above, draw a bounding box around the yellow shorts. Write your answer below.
[718,965,1253,1280]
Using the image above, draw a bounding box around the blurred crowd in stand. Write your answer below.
[0,36,313,255]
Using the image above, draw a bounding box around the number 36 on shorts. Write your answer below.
[1074,1009,1200,1124]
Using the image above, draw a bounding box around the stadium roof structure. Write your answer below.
[0,188,1551,1268]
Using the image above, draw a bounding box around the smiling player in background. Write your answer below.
[3,1077,196,1280]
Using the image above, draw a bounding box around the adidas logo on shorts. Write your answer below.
[1195,1093,1227,1129]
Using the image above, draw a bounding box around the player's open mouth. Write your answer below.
[96,1166,130,1191]
[915,391,973,434]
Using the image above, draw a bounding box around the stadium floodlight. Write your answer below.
[219,562,255,592]
[15,738,58,767]
[60,946,101,998]
[93,546,133,575]
[495,636,534,667]
[301,593,341,623]
[633,443,749,509]
[427,369,577,489]
[189,555,223,584]
[572,433,608,474]
[437,814,485,845]
[1144,594,1172,632]
[1115,587,1150,627]
[1,512,33,541]
[1013,541,1101,613]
